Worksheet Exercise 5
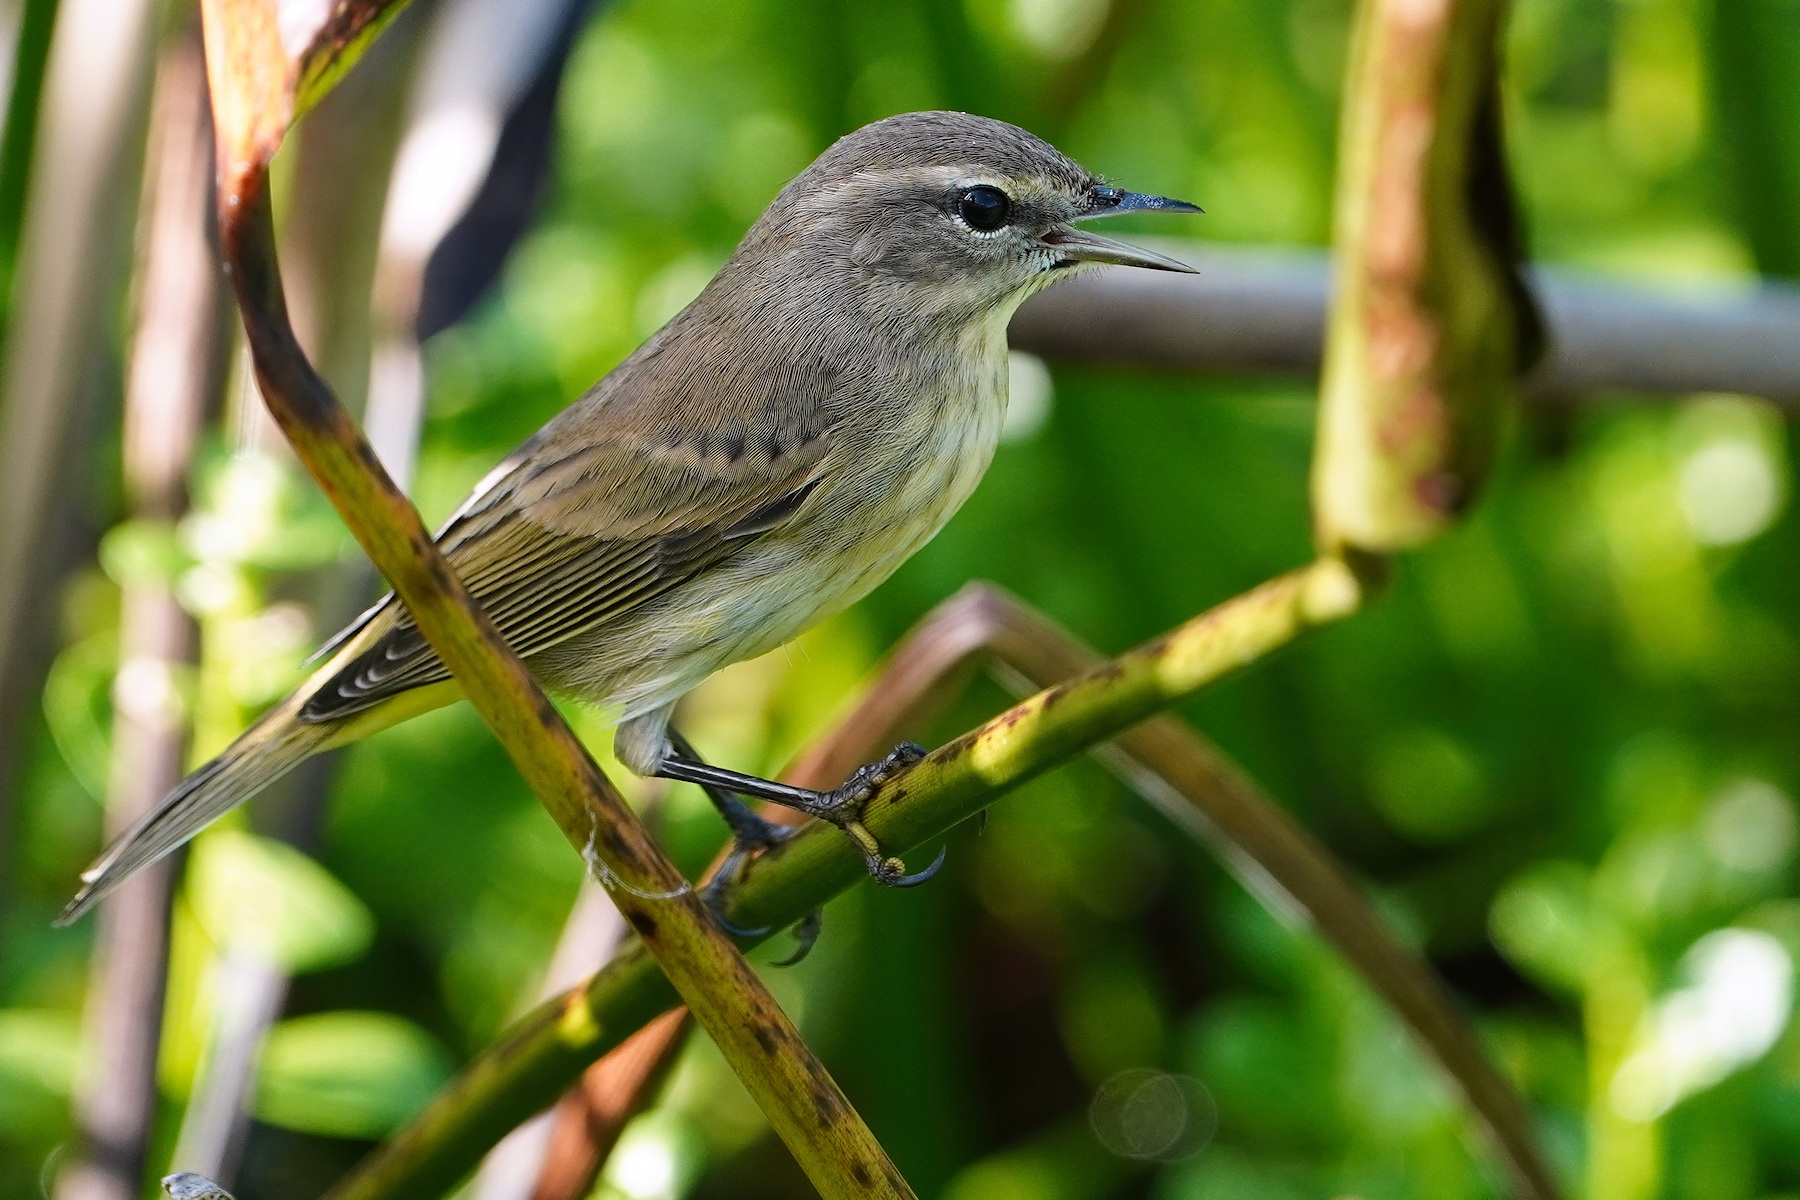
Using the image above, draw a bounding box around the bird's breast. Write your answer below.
[541,332,1012,714]
[713,335,1011,645]
[833,331,1010,556]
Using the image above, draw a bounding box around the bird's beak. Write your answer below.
[1078,186,1204,219]
[1040,185,1202,273]
[1040,225,1199,273]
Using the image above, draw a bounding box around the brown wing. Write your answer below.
[298,397,832,723]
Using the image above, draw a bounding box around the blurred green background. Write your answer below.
[5,0,1800,1197]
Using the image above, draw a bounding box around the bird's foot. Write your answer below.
[770,909,824,967]
[655,737,944,955]
[800,743,944,887]
[699,822,827,965]
[700,808,793,939]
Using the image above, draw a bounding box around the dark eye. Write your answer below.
[958,185,1010,232]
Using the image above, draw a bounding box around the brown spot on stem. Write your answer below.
[810,1077,844,1125]
[626,910,659,941]
[937,729,978,760]
[988,705,1031,734]
[850,1161,874,1188]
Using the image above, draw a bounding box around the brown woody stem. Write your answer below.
[204,62,912,1200]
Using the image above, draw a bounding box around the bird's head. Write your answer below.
[742,111,1200,326]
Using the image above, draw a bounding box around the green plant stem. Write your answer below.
[1310,0,1532,551]
[206,33,913,1199]
[966,592,1556,1200]
[581,580,1556,1200]
[325,557,1364,1200]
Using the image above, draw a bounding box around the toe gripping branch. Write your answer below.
[656,732,945,962]
[658,736,943,887]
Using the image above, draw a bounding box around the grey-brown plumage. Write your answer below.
[62,111,1198,924]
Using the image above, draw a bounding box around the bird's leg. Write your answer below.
[664,729,845,964]
[666,729,791,853]
[661,729,790,942]
[654,738,945,889]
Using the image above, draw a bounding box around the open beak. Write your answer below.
[1041,185,1202,273]
[1041,225,1199,273]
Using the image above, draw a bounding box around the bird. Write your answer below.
[60,110,1199,929]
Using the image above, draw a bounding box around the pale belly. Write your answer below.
[537,368,1008,720]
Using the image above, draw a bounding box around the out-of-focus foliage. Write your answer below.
[3,0,1799,1198]
[253,1011,453,1140]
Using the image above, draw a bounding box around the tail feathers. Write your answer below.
[56,713,327,926]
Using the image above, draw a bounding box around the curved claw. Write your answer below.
[880,844,948,888]
[707,901,773,940]
[701,850,773,939]
[770,910,824,967]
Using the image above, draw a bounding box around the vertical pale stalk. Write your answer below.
[1311,0,1532,552]
[0,0,161,870]
[55,37,219,1200]
[168,953,289,1180]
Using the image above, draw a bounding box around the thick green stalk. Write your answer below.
[326,558,1364,1200]
[1311,0,1535,551]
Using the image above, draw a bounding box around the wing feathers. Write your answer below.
[298,432,828,724]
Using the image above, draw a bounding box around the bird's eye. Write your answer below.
[958,185,1010,232]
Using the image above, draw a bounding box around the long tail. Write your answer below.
[56,699,332,926]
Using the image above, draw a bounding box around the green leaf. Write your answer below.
[253,1011,453,1139]
[188,830,374,973]
[1489,861,1598,996]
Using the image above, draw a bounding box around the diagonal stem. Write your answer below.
[959,588,1558,1200]
[203,75,912,1200]
[344,566,1558,1200]
[698,582,1559,1199]
[323,557,1368,1200]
